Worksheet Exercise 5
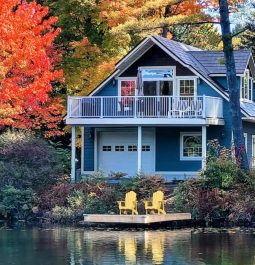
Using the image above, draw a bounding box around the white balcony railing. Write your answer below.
[67,96,223,119]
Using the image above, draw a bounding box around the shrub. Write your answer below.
[0,130,70,192]
[173,181,190,212]
[0,186,36,220]
[200,160,243,190]
[228,184,255,224]
[119,174,166,199]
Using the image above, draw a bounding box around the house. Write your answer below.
[66,35,255,182]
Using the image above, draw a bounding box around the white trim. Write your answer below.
[66,117,225,126]
[180,132,202,161]
[240,69,252,101]
[71,126,76,183]
[176,76,198,96]
[155,171,199,176]
[137,126,142,172]
[252,135,255,168]
[117,77,137,97]
[244,132,248,150]
[116,43,154,77]
[81,126,84,173]
[209,74,243,77]
[202,126,207,169]
[150,37,230,102]
[89,69,120,96]
[115,38,151,68]
[94,129,98,171]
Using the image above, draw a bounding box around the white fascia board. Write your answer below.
[242,117,255,123]
[248,54,255,80]
[209,74,242,77]
[66,118,210,126]
[150,37,229,101]
[115,38,151,68]
[89,69,120,96]
[151,37,250,118]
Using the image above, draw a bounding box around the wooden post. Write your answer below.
[138,126,142,173]
[71,126,76,183]
[202,125,207,169]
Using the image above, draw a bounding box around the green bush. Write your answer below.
[0,130,70,192]
[200,160,243,190]
[0,186,36,220]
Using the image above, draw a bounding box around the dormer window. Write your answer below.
[241,70,252,101]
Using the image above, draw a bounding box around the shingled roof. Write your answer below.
[189,50,251,75]
[152,35,251,76]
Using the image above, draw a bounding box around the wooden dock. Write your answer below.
[83,213,191,225]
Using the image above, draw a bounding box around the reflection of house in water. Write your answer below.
[65,230,192,265]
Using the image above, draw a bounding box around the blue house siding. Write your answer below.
[94,80,118,96]
[243,121,255,166]
[155,127,202,172]
[197,79,232,148]
[83,127,94,171]
[213,77,228,90]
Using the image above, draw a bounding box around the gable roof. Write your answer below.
[89,35,255,118]
[151,35,228,98]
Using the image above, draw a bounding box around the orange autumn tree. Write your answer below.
[0,0,64,137]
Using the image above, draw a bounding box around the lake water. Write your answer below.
[0,228,255,265]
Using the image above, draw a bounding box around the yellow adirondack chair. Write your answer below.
[117,191,138,215]
[144,191,166,215]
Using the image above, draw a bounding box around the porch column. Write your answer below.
[138,126,142,173]
[202,125,207,169]
[71,125,76,183]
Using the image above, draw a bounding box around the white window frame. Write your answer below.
[177,77,198,97]
[140,66,176,81]
[244,133,248,150]
[252,135,255,168]
[140,66,176,96]
[117,77,137,97]
[240,69,252,102]
[180,132,202,161]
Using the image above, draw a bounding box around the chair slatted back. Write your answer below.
[152,191,164,208]
[125,191,137,209]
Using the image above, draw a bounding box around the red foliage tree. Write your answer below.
[0,0,64,137]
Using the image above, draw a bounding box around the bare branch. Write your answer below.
[128,21,221,33]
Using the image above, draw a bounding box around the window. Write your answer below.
[252,135,255,168]
[244,133,248,150]
[120,80,136,96]
[241,70,252,101]
[139,67,175,97]
[115,145,124,152]
[181,133,202,160]
[179,79,195,96]
[142,145,150,152]
[141,68,174,81]
[128,145,137,151]
[102,146,111,152]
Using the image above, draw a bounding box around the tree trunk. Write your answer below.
[219,0,249,169]
[162,4,171,38]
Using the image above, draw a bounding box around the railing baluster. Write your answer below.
[67,95,223,120]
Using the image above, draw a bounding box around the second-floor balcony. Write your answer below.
[66,96,224,126]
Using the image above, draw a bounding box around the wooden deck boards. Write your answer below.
[83,213,191,224]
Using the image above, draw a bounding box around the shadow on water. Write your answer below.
[0,227,255,265]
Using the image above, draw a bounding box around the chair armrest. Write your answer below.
[144,200,152,207]
[117,201,125,206]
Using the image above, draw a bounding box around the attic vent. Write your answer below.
[218,57,225,65]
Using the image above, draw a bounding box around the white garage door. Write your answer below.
[97,129,155,176]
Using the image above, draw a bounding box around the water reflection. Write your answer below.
[0,228,255,265]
